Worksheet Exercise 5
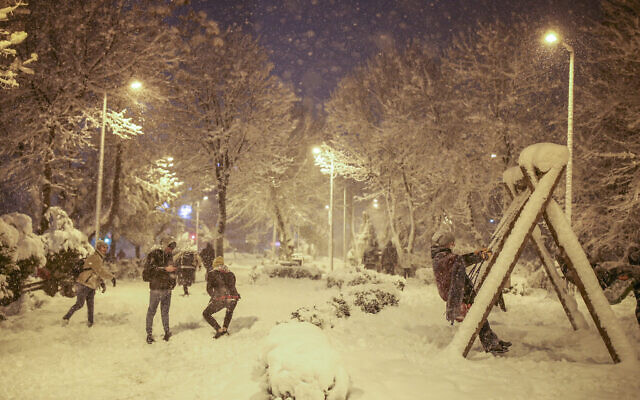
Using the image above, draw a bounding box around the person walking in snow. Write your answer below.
[144,237,177,343]
[174,249,202,296]
[62,240,114,327]
[380,240,398,275]
[430,231,511,355]
[202,256,240,339]
[200,242,216,274]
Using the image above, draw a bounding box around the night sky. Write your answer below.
[194,0,601,112]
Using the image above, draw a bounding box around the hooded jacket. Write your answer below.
[76,250,114,290]
[145,248,176,290]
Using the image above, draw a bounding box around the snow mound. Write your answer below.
[518,142,568,173]
[261,321,350,400]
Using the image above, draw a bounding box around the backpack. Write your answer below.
[179,252,196,267]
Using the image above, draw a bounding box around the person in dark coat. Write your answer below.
[203,256,240,338]
[200,242,216,274]
[144,237,177,344]
[62,240,114,327]
[174,249,202,296]
[431,231,511,355]
[380,240,399,275]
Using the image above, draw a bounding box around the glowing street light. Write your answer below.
[313,145,335,271]
[95,80,143,243]
[545,30,575,225]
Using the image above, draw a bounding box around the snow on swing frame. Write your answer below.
[446,142,637,366]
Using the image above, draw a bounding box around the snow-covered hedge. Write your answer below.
[260,322,350,400]
[0,213,46,306]
[290,296,350,328]
[38,208,93,298]
[350,287,399,314]
[250,263,323,282]
[325,268,405,291]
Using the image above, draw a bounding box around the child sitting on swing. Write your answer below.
[431,231,511,355]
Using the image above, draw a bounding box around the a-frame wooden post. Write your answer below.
[503,166,588,331]
[447,143,636,364]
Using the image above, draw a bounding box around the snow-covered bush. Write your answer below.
[260,321,350,400]
[0,213,46,306]
[39,208,93,297]
[350,287,399,314]
[264,264,323,280]
[325,268,405,291]
[290,296,350,328]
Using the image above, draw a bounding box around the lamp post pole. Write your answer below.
[195,201,200,250]
[329,158,334,271]
[343,185,347,267]
[95,91,107,243]
[565,42,575,225]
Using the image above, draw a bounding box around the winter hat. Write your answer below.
[161,236,176,249]
[432,231,455,247]
[213,256,224,267]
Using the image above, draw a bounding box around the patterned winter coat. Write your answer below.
[431,245,484,322]
[76,250,114,290]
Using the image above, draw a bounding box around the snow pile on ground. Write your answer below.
[261,321,351,400]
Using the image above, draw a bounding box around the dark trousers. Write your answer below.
[63,284,95,323]
[202,298,237,331]
[146,289,172,335]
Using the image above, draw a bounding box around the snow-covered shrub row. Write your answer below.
[350,286,399,314]
[250,263,323,282]
[259,321,350,400]
[325,268,405,291]
[0,213,47,306]
[290,296,350,329]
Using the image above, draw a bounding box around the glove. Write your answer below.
[100,281,107,293]
[111,277,117,287]
[475,248,492,260]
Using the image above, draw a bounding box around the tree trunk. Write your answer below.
[271,185,292,259]
[105,143,123,259]
[215,173,228,257]
[38,126,55,234]
[135,245,141,259]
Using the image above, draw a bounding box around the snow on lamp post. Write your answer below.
[95,80,142,243]
[313,145,335,271]
[545,31,575,225]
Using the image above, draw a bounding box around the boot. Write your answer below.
[163,331,172,342]
[146,334,155,344]
[213,329,226,339]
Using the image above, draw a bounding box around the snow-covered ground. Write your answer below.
[1,253,638,400]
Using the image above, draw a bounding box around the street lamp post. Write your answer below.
[94,81,142,243]
[545,32,575,225]
[343,185,347,267]
[313,146,335,271]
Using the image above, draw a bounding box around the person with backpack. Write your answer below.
[203,256,240,339]
[200,242,216,274]
[144,237,177,344]
[174,248,202,296]
[430,231,511,355]
[62,240,114,327]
